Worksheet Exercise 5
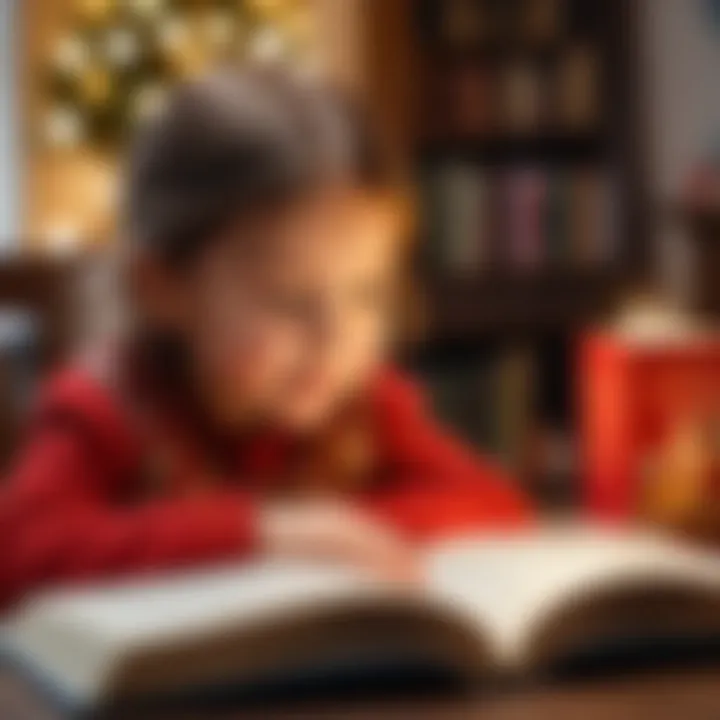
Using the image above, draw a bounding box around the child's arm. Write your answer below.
[0,368,263,609]
[1,421,257,609]
[362,369,534,540]
[1,424,417,610]
[0,370,416,609]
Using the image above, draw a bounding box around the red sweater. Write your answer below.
[1,365,531,609]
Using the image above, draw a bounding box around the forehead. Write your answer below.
[219,188,405,273]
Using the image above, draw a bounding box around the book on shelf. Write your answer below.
[447,65,494,137]
[422,346,535,471]
[555,44,602,131]
[438,0,568,48]
[522,0,566,45]
[5,525,720,713]
[421,29,604,140]
[418,168,439,269]
[544,169,569,265]
[441,0,492,47]
[569,168,599,266]
[568,168,617,267]
[437,163,487,274]
[419,163,616,276]
[426,362,479,445]
[505,166,546,270]
[496,345,537,471]
[501,61,545,135]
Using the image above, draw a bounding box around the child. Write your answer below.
[1,68,531,609]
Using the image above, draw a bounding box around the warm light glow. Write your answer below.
[45,107,84,148]
[43,222,83,254]
[105,28,141,67]
[159,16,190,52]
[129,0,165,18]
[42,0,316,151]
[247,0,290,16]
[286,6,315,45]
[248,26,286,62]
[203,10,237,48]
[53,35,88,75]
[80,67,112,105]
[132,84,167,120]
[79,0,113,21]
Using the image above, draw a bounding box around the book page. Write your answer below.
[424,523,720,667]
[2,562,401,704]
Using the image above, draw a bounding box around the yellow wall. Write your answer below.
[20,0,368,252]
[22,0,118,250]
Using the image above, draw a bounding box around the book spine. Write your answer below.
[508,167,545,271]
[496,346,535,471]
[441,163,483,274]
[418,168,444,272]
[599,171,620,266]
[475,172,489,269]
[545,170,568,266]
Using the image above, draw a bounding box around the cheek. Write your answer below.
[336,311,388,381]
[192,297,309,400]
[237,319,307,387]
[294,310,388,405]
[274,314,388,429]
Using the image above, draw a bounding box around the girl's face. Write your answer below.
[152,188,405,430]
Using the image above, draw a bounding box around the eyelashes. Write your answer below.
[259,284,390,323]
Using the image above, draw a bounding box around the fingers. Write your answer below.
[258,499,422,585]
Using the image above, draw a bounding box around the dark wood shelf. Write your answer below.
[672,204,720,235]
[362,0,646,493]
[419,132,607,166]
[410,0,643,339]
[669,203,720,317]
[0,256,81,365]
[420,269,624,340]
[417,39,604,68]
[374,1,645,337]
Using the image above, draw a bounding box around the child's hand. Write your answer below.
[259,499,421,585]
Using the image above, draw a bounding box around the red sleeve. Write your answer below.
[363,369,534,541]
[0,371,257,610]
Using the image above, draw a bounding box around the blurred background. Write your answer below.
[0,0,718,521]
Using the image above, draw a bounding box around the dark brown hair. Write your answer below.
[123,66,401,265]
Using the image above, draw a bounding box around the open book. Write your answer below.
[4,525,720,712]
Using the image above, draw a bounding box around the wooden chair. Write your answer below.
[0,256,81,468]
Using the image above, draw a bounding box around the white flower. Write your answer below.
[204,11,236,47]
[54,36,88,75]
[158,16,190,52]
[105,28,141,66]
[45,107,84,148]
[248,26,286,63]
[133,84,167,120]
[130,0,165,18]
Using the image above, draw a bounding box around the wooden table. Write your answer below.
[4,667,720,719]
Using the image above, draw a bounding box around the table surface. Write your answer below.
[4,667,720,720]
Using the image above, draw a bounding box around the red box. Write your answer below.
[579,332,720,519]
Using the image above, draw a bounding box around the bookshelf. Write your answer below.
[675,205,720,319]
[361,0,648,503]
